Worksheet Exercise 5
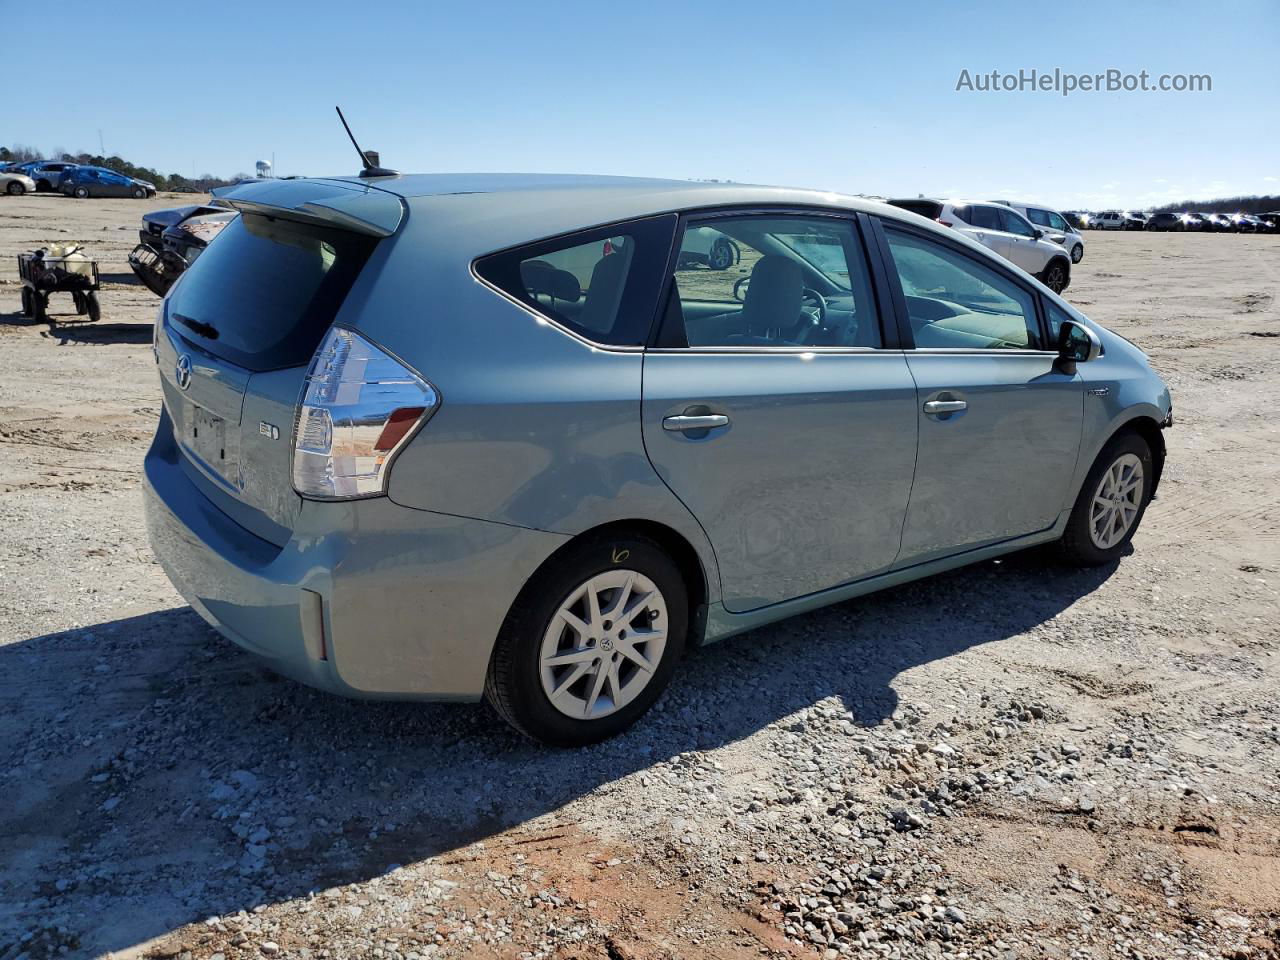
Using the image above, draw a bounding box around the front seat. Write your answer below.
[718,255,804,345]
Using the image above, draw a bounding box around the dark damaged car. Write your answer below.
[129,205,237,297]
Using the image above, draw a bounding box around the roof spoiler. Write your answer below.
[211,178,404,237]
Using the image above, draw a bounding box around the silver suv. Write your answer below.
[995,200,1085,264]
[888,198,1072,292]
[144,174,1170,745]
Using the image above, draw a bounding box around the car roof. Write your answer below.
[225,173,919,251]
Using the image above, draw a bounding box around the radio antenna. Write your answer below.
[335,106,398,178]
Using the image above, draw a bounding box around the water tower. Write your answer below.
[255,160,272,179]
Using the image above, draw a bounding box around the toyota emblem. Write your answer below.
[175,354,192,391]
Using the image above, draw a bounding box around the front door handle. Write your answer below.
[663,414,730,432]
[923,400,967,415]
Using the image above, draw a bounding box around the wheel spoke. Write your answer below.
[583,661,610,717]
[550,660,592,700]
[605,573,634,619]
[543,647,598,668]
[558,608,591,638]
[621,589,657,624]
[616,639,657,673]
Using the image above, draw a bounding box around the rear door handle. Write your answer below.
[663,414,729,432]
[923,400,967,414]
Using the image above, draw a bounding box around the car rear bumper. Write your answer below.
[143,411,568,700]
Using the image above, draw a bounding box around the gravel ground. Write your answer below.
[1,194,1278,960]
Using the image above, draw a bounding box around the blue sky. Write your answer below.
[5,0,1277,209]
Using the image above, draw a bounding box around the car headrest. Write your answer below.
[520,259,581,304]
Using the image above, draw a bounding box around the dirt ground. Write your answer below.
[1,193,1277,960]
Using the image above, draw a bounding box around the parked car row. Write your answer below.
[0,159,156,198]
[886,198,1077,292]
[1074,208,1280,233]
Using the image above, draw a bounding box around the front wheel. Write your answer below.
[707,238,734,270]
[1059,432,1153,566]
[132,187,146,199]
[6,180,23,196]
[85,291,101,322]
[1070,243,1083,264]
[485,534,688,746]
[74,186,90,199]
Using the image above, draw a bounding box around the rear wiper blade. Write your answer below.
[174,313,219,340]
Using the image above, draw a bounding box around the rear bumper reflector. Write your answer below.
[299,588,328,661]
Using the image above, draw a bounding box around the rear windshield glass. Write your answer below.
[167,213,376,371]
[888,200,943,219]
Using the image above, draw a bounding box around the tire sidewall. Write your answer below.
[1064,432,1154,565]
[75,186,89,199]
[491,536,688,746]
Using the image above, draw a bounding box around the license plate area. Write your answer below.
[181,402,239,488]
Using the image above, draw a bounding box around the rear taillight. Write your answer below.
[936,219,954,228]
[292,327,439,500]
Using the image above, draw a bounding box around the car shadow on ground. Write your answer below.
[0,548,1121,956]
[42,321,154,345]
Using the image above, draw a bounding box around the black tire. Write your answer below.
[1041,259,1069,293]
[6,180,23,196]
[485,533,689,747]
[73,291,87,315]
[1070,243,1083,264]
[74,186,90,199]
[1058,432,1154,566]
[32,291,46,321]
[85,291,101,322]
[708,239,734,271]
[132,187,146,199]
[20,287,33,317]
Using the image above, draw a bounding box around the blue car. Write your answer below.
[61,165,156,199]
[144,173,1172,745]
[8,160,80,192]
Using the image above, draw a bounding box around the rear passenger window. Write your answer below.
[669,215,881,348]
[967,205,1003,230]
[883,228,1043,350]
[475,215,676,346]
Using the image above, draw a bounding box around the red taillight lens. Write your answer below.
[936,219,953,228]
[374,406,427,452]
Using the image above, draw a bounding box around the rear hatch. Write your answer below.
[155,179,402,544]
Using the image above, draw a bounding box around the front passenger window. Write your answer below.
[883,228,1042,350]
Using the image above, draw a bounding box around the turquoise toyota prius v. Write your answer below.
[143,173,1172,746]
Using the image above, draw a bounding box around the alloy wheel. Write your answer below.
[1089,453,1144,550]
[539,569,668,720]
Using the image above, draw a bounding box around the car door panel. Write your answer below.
[642,210,920,613]
[876,220,1085,564]
[643,351,919,611]
[897,353,1082,563]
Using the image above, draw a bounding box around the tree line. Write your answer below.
[1,143,248,193]
[1145,195,1280,216]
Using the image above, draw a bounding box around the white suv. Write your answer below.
[995,200,1085,264]
[1090,211,1125,231]
[887,198,1071,292]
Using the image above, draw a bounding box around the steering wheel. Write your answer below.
[799,287,828,327]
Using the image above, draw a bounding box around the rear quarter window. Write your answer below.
[474,214,677,346]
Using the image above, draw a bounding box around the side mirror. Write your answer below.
[1057,320,1102,372]
[1032,228,1044,240]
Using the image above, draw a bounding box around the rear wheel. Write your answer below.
[85,291,101,322]
[1070,243,1083,264]
[1059,432,1153,566]
[1041,260,1069,293]
[31,291,46,321]
[74,186,90,199]
[73,291,87,315]
[20,287,33,317]
[485,533,688,746]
